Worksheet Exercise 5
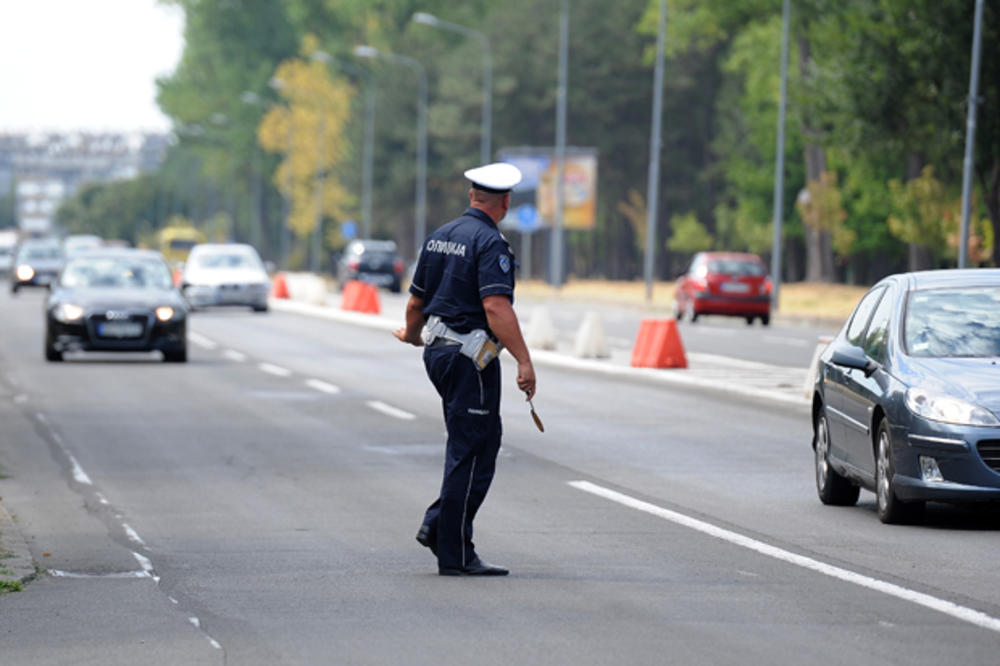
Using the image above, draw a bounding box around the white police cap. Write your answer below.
[464,162,522,193]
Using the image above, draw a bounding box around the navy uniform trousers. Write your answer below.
[420,341,502,569]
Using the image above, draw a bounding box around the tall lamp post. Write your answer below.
[412,12,492,164]
[643,0,666,302]
[354,45,428,259]
[311,50,376,241]
[958,0,985,269]
[552,0,570,288]
[770,0,791,306]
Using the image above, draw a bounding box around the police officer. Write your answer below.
[393,162,537,576]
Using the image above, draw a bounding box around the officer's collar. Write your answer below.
[465,207,498,226]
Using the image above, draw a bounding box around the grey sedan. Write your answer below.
[811,269,1000,524]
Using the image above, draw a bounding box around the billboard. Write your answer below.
[498,147,598,231]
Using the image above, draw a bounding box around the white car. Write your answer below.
[181,243,270,312]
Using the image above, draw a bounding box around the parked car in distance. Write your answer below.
[0,229,18,276]
[45,248,188,362]
[62,234,103,260]
[812,269,1000,524]
[673,251,772,325]
[11,237,63,293]
[337,239,404,293]
[181,243,270,312]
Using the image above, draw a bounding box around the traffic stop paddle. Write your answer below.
[527,397,544,433]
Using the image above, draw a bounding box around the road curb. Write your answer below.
[268,298,810,407]
[0,498,36,588]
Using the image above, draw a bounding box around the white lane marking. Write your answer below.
[132,551,158,582]
[763,335,810,348]
[569,480,1000,634]
[13,393,28,404]
[96,493,110,506]
[122,523,146,547]
[67,454,93,485]
[259,362,292,377]
[49,569,149,579]
[223,349,247,362]
[366,400,416,421]
[189,617,201,629]
[306,378,341,394]
[188,332,218,350]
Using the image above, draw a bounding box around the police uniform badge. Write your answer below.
[498,254,511,274]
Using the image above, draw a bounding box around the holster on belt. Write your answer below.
[423,315,503,371]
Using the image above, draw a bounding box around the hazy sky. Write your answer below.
[0,0,184,132]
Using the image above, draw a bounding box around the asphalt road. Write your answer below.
[2,286,1000,665]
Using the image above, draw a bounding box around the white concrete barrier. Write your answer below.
[525,306,558,350]
[283,272,328,305]
[573,311,610,358]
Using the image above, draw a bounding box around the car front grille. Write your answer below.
[86,311,151,340]
[976,440,1000,473]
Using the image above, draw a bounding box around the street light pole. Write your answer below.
[643,0,666,303]
[354,45,428,258]
[412,12,492,164]
[959,0,985,269]
[770,0,790,306]
[312,51,376,240]
[552,0,569,288]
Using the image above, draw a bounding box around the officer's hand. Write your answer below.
[393,327,424,346]
[517,360,536,399]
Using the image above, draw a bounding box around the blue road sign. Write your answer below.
[516,204,541,233]
[341,220,357,239]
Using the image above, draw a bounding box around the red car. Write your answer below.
[673,252,773,325]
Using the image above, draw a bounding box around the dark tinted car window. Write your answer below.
[706,260,765,276]
[61,257,173,290]
[19,245,61,261]
[846,287,885,346]
[905,287,1000,358]
[863,286,895,363]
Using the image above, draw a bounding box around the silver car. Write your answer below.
[181,243,270,312]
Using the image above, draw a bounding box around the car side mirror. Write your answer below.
[830,343,878,377]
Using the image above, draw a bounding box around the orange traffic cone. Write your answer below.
[172,268,183,287]
[630,319,687,368]
[342,280,381,314]
[270,272,290,299]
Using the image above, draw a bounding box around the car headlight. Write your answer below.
[16,264,34,281]
[54,303,85,323]
[155,306,175,322]
[905,387,1000,426]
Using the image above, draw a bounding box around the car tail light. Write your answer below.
[393,259,404,274]
[762,279,773,295]
[692,278,708,292]
[347,257,360,271]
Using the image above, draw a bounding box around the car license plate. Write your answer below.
[721,282,750,293]
[97,321,143,338]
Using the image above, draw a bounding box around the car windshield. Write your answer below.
[193,252,260,269]
[61,257,173,290]
[905,287,1000,358]
[20,245,61,261]
[706,259,764,276]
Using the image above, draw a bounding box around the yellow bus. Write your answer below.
[158,226,206,266]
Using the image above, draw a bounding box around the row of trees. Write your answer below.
[56,0,998,285]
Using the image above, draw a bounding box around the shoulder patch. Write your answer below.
[498,254,511,274]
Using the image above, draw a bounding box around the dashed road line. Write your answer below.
[223,349,248,362]
[259,362,292,377]
[188,332,218,350]
[305,378,341,394]
[366,400,416,420]
[569,480,1000,635]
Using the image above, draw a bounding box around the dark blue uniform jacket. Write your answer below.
[409,207,515,334]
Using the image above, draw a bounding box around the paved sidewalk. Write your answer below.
[0,486,36,591]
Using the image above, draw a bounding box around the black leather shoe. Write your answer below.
[416,525,437,557]
[439,558,509,577]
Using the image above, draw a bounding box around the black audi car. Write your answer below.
[812,269,1000,524]
[45,248,188,362]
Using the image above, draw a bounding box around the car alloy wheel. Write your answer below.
[875,419,923,524]
[814,411,859,506]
